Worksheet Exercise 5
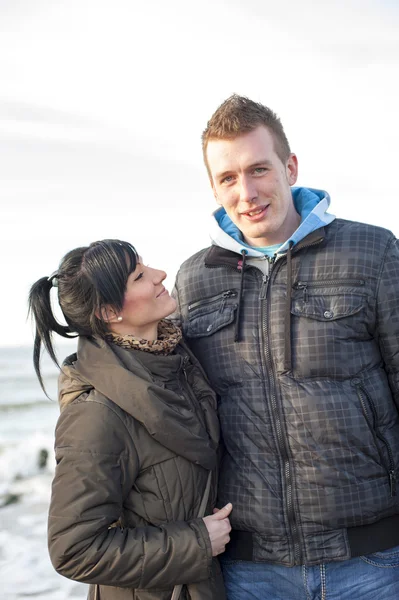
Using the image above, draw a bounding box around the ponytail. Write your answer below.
[28,275,76,395]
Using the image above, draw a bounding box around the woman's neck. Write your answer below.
[108,322,159,341]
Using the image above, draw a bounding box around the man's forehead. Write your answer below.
[207,134,276,177]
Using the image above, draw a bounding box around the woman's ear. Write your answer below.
[95,305,121,323]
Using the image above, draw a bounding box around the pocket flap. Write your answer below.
[291,295,364,321]
[185,305,236,338]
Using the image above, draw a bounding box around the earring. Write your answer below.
[117,316,122,322]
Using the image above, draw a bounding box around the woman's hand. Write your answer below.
[202,503,232,556]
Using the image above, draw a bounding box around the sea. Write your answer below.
[0,343,88,600]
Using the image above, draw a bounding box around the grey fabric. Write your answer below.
[48,338,225,600]
[172,218,399,566]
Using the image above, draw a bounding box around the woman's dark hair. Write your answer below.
[28,239,138,394]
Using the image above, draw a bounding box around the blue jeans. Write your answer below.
[220,545,399,600]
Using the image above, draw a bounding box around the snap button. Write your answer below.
[207,324,213,332]
[323,310,334,319]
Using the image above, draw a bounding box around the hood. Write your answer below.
[209,186,335,257]
[58,336,218,470]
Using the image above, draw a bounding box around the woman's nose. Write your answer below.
[153,268,166,283]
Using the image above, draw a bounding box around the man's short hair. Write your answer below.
[202,94,291,178]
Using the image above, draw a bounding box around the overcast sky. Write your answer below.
[1,0,398,347]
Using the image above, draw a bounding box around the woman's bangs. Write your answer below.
[121,242,139,277]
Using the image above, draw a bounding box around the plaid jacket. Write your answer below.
[173,219,399,566]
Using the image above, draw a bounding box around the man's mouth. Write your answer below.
[242,205,268,219]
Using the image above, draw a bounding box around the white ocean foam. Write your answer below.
[0,430,57,500]
[0,479,88,599]
[0,345,86,598]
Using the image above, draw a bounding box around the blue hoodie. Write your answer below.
[209,187,336,258]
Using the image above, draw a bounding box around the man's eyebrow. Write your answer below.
[249,160,273,169]
[215,160,273,180]
[215,169,234,180]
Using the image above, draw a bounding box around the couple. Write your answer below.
[29,96,399,600]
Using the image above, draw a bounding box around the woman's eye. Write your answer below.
[134,272,144,281]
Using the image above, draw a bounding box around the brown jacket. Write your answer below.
[48,336,225,600]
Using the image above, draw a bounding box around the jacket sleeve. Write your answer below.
[376,236,399,410]
[48,395,213,589]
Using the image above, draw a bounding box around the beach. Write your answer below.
[0,344,88,599]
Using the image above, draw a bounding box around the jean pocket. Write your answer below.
[360,544,399,567]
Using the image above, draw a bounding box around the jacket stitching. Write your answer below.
[56,448,126,457]
[152,466,172,522]
[174,457,188,516]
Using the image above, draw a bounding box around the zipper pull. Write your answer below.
[389,470,397,497]
[296,281,308,303]
[219,290,236,312]
[219,291,229,313]
[260,275,269,300]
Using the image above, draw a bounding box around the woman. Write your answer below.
[29,239,231,600]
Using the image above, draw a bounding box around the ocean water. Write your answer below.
[0,343,88,600]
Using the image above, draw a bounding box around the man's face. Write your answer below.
[206,126,299,247]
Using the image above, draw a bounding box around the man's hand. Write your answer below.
[202,503,232,556]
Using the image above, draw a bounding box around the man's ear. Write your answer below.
[286,153,298,186]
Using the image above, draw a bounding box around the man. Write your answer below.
[172,95,399,599]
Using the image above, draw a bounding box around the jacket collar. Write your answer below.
[204,227,326,269]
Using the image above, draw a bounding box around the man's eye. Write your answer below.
[254,167,267,175]
[221,175,234,184]
[134,272,144,281]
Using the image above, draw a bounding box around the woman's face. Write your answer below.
[108,261,177,340]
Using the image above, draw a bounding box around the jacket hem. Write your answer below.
[347,514,399,557]
[225,515,399,563]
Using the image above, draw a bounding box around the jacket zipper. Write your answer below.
[188,289,237,312]
[259,275,268,300]
[355,384,396,497]
[258,261,302,565]
[294,279,365,303]
[258,238,330,564]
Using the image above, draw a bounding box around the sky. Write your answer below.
[1,0,398,347]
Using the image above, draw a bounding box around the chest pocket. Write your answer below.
[185,289,238,338]
[289,279,369,378]
[291,279,366,321]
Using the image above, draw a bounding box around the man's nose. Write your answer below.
[239,176,258,203]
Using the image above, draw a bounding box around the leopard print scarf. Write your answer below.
[105,319,182,355]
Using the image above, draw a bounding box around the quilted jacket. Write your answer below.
[48,336,225,599]
[173,218,399,566]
